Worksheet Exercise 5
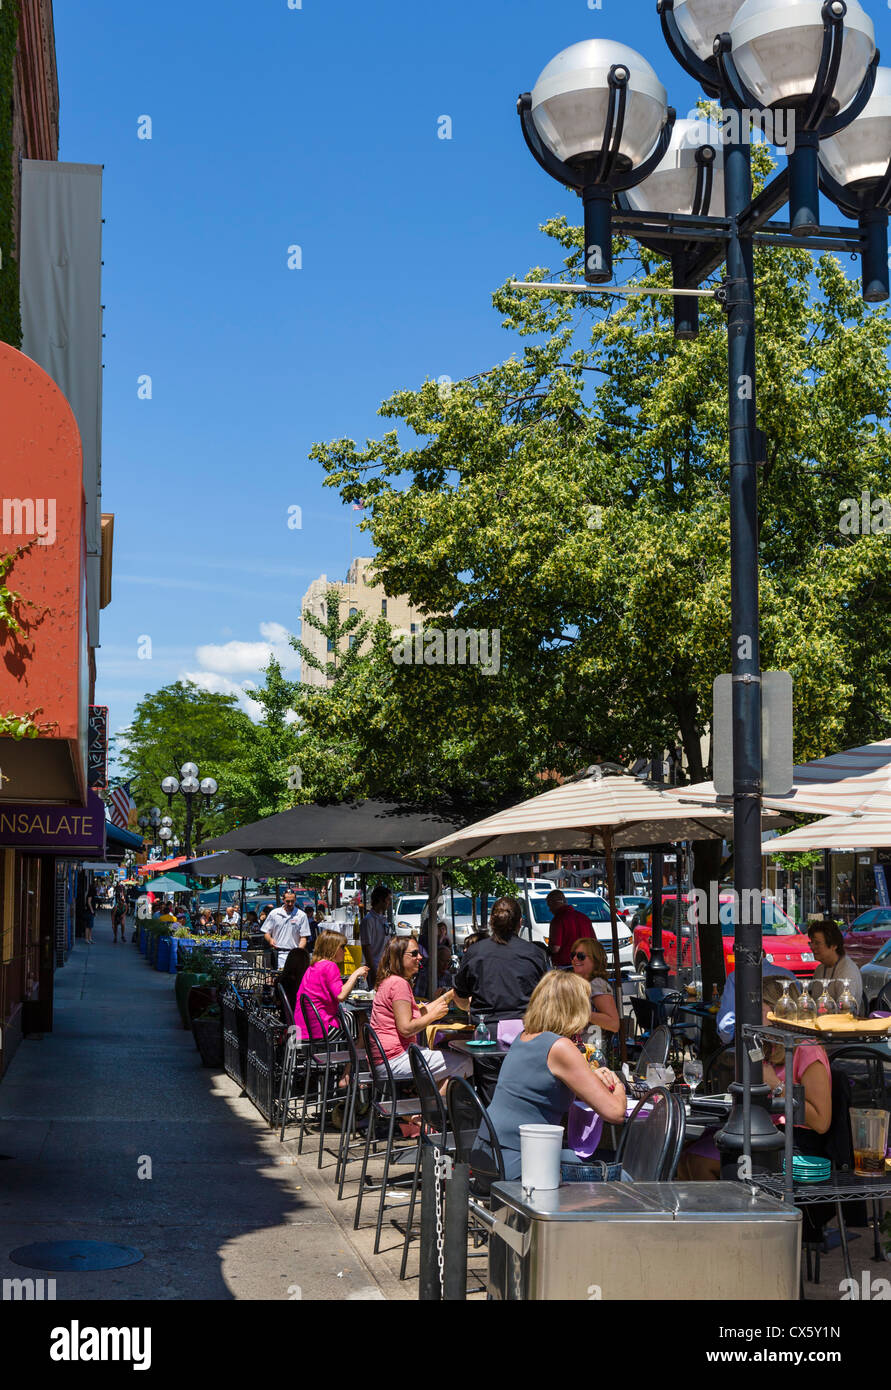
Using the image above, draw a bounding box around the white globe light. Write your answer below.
[180,775,200,795]
[672,0,747,62]
[530,40,669,171]
[200,777,218,796]
[158,827,172,841]
[180,762,199,779]
[161,815,173,827]
[729,0,875,114]
[623,117,725,215]
[820,66,891,190]
[161,776,179,795]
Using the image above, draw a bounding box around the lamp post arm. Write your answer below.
[820,50,879,137]
[802,0,847,131]
[518,96,583,190]
[656,0,722,97]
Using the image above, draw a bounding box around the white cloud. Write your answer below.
[183,670,265,722]
[195,621,299,676]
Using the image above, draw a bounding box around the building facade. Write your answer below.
[299,557,426,687]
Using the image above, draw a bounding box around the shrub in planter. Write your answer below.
[175,971,210,1028]
[187,984,218,1027]
[192,1005,224,1068]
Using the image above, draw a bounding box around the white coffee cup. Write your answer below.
[518,1123,564,1191]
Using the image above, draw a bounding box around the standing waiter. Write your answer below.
[263,890,310,968]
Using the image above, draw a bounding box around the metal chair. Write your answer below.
[615,1086,675,1181]
[275,1025,310,1140]
[353,1022,423,1254]
[827,1046,891,1264]
[297,994,351,1167]
[632,1024,672,1082]
[398,1046,455,1280]
[447,1075,506,1199]
[334,1005,374,1200]
[661,1093,687,1180]
[703,1044,735,1094]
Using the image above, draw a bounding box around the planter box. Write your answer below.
[245,1007,288,1124]
[138,925,148,954]
[156,937,171,972]
[192,1014,224,1069]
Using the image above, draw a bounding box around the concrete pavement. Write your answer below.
[0,911,415,1301]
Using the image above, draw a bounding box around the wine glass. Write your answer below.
[645,1064,663,1090]
[683,1059,703,1095]
[816,983,838,1017]
[796,980,818,1025]
[474,1013,491,1044]
[837,981,859,1017]
[773,979,798,1023]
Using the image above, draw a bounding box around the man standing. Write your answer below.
[264,889,310,968]
[546,889,594,967]
[360,885,392,978]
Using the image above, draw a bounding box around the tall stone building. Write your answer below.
[299,558,426,687]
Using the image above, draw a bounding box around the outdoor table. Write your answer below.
[426,1020,473,1050]
[740,1020,891,1283]
[448,1037,513,1061]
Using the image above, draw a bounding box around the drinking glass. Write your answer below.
[474,1014,491,1044]
[773,979,798,1023]
[683,1059,703,1095]
[816,983,839,1017]
[796,980,818,1025]
[837,982,859,1017]
[645,1064,662,1090]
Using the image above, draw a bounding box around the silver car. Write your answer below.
[861,938,891,1012]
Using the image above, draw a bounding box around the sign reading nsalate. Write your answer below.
[0,790,106,854]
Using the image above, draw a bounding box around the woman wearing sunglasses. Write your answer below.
[569,938,620,1047]
[370,936,473,1094]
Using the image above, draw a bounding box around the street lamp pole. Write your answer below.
[518,0,886,1171]
[160,764,218,862]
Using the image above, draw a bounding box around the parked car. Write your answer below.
[860,938,891,1013]
[521,891,634,967]
[514,877,558,893]
[394,893,498,945]
[632,892,817,978]
[842,908,891,966]
[615,894,648,924]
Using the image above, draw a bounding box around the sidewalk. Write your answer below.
[0,912,413,1301]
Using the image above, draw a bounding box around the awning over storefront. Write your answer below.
[106,822,144,851]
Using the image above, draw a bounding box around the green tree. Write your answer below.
[309,152,891,795]
[116,680,254,842]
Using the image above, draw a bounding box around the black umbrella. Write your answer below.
[183,850,302,879]
[198,800,462,854]
[287,850,430,875]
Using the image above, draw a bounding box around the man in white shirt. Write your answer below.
[809,919,864,1011]
[264,890,310,968]
[223,904,241,929]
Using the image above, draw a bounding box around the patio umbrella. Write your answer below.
[183,851,301,879]
[408,771,752,1017]
[761,811,891,853]
[197,799,463,854]
[675,736,891,816]
[141,874,190,896]
[285,850,430,875]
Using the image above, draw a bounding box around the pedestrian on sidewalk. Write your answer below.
[84,882,97,945]
[111,896,127,943]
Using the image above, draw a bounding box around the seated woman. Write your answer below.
[369,936,473,1095]
[295,930,369,1037]
[483,971,627,1182]
[278,946,311,1016]
[679,976,831,1181]
[569,937,620,1048]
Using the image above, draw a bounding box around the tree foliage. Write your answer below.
[304,156,891,802]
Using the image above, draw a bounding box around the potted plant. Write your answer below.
[192,1003,223,1068]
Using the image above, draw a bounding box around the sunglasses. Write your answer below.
[571,952,590,962]
[406,949,421,958]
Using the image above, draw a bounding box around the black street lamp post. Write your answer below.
[518,0,888,1171]
[160,763,218,861]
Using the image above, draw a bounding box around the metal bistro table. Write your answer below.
[740,1021,891,1283]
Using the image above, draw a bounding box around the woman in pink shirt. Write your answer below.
[295,930,369,1059]
[370,936,473,1095]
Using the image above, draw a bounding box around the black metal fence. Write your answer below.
[245,1007,288,1123]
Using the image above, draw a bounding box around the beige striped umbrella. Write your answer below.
[408,771,778,1022]
[762,811,891,853]
[674,737,891,817]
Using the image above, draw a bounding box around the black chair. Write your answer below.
[277,981,295,1027]
[615,1086,675,1181]
[275,1025,310,1140]
[873,981,891,1014]
[632,1024,672,1082]
[447,1076,506,1198]
[297,995,351,1167]
[353,1022,423,1255]
[398,1046,454,1281]
[703,1045,735,1094]
[334,1005,373,1200]
[824,1046,891,1265]
[661,1093,687,1180]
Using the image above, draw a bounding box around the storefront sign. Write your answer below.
[0,790,106,855]
[88,705,108,787]
[874,866,890,908]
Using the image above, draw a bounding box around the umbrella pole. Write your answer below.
[217,877,223,916]
[603,828,627,1065]
[239,875,246,933]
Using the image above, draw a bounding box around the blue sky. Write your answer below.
[53,0,891,750]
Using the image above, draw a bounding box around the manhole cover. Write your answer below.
[9,1241,143,1272]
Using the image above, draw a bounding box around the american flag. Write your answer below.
[109,781,136,829]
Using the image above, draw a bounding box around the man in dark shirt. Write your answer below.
[546,890,595,967]
[360,885,392,978]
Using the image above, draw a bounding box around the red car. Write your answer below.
[632,892,817,978]
[842,908,891,966]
